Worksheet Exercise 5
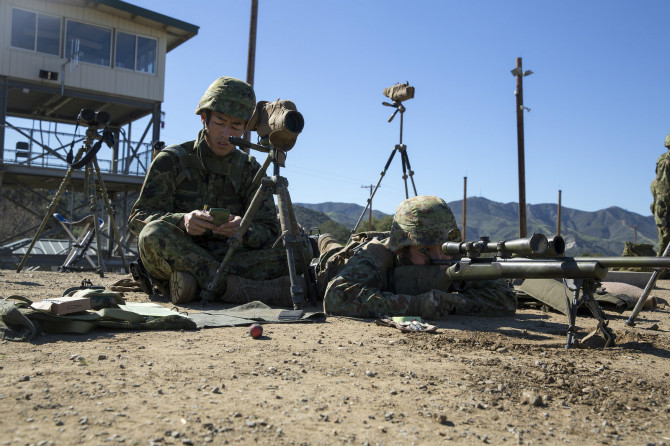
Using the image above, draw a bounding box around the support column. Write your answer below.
[152,103,161,153]
[0,76,7,162]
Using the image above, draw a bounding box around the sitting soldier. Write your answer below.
[129,76,301,305]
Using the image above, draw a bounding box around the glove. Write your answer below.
[408,289,466,319]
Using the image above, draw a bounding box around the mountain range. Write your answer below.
[295,197,658,256]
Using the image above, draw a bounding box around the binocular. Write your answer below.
[383,82,415,103]
[247,99,304,151]
[77,108,110,126]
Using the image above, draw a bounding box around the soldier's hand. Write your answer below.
[212,214,242,237]
[182,210,217,235]
[413,289,466,319]
[430,289,468,310]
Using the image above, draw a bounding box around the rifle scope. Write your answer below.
[442,233,553,258]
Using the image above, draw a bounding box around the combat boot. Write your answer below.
[221,275,296,306]
[169,271,198,304]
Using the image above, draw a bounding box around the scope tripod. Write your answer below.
[16,124,129,276]
[199,137,316,311]
[351,99,417,238]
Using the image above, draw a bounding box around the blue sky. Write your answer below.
[130,0,669,217]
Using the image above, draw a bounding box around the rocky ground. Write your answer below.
[1,269,669,446]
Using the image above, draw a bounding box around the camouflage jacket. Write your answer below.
[323,237,517,319]
[128,130,279,249]
[651,151,670,227]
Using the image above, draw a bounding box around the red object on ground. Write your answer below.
[249,324,263,338]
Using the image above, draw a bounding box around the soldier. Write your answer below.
[320,195,517,319]
[129,76,294,305]
[650,133,670,256]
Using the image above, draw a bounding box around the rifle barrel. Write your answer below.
[446,259,608,281]
[572,257,670,269]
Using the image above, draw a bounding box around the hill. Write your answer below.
[447,197,656,256]
[295,197,658,256]
[292,205,350,243]
[294,202,388,229]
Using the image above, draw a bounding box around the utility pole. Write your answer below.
[243,0,259,146]
[462,176,467,241]
[361,185,374,231]
[511,57,533,238]
[557,189,562,236]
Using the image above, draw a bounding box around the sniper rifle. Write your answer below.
[431,233,670,348]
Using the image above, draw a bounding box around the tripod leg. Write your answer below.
[398,145,410,199]
[200,177,273,305]
[350,148,399,239]
[92,157,129,272]
[401,148,418,196]
[276,182,314,308]
[16,146,87,272]
[285,192,318,305]
[87,163,106,276]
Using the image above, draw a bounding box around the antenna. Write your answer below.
[72,39,80,69]
[62,39,81,95]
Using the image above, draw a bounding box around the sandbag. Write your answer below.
[517,279,629,315]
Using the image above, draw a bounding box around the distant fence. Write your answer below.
[2,123,151,177]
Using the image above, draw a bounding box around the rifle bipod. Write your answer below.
[199,142,316,312]
[564,278,615,349]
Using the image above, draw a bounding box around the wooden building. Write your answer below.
[0,0,198,269]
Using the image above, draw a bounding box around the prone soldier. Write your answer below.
[317,195,517,319]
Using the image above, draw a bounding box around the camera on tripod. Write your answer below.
[77,108,111,127]
[246,99,304,151]
[382,82,415,103]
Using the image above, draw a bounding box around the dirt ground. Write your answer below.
[1,269,669,446]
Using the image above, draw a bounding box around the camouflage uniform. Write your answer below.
[323,196,517,319]
[128,77,288,294]
[650,133,670,256]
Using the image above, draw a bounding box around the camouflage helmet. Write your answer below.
[388,195,459,252]
[195,76,256,121]
[665,133,670,148]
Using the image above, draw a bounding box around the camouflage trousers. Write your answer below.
[138,220,290,293]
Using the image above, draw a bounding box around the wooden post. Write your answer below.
[462,176,467,241]
[243,0,259,146]
[361,185,373,231]
[514,57,527,238]
[557,189,562,236]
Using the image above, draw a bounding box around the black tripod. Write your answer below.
[16,109,129,275]
[199,137,316,310]
[351,99,417,237]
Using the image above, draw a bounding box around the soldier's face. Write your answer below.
[404,245,450,265]
[201,111,245,156]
